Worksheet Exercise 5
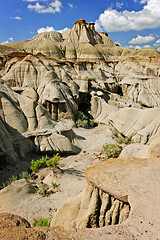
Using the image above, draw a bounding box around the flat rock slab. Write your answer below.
[83,157,160,239]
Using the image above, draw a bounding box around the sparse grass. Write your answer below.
[102,143,122,158]
[19,171,32,181]
[112,132,133,145]
[2,175,18,188]
[2,171,31,189]
[32,218,50,227]
[30,154,60,173]
[36,185,46,197]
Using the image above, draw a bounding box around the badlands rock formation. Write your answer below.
[0,18,160,239]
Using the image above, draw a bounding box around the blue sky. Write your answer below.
[0,0,160,50]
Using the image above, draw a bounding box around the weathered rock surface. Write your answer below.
[0,213,46,240]
[51,183,130,229]
[50,157,160,239]
[0,80,78,166]
[108,107,160,143]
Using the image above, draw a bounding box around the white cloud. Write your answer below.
[116,2,123,9]
[95,0,160,32]
[37,26,70,34]
[28,0,62,13]
[129,35,155,44]
[37,26,56,33]
[157,47,160,51]
[1,40,9,44]
[135,45,141,49]
[1,38,13,44]
[143,44,152,48]
[155,39,160,44]
[68,3,74,9]
[12,16,22,20]
[58,27,70,33]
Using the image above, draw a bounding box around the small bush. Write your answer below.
[30,154,60,173]
[76,111,97,128]
[76,119,88,128]
[46,153,60,171]
[30,155,49,173]
[32,218,50,227]
[102,144,122,158]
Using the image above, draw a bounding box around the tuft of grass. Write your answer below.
[19,171,32,180]
[102,143,122,158]
[36,185,46,197]
[51,182,57,189]
[30,154,60,173]
[32,218,50,227]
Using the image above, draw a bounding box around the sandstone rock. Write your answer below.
[119,143,148,158]
[51,184,130,229]
[50,157,160,239]
[0,213,46,240]
[108,107,160,143]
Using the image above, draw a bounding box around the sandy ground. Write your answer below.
[0,124,115,223]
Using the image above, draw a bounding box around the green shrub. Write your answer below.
[30,154,60,173]
[46,153,60,171]
[102,144,122,158]
[89,119,98,127]
[76,119,88,128]
[75,111,97,128]
[30,155,49,172]
[32,218,50,227]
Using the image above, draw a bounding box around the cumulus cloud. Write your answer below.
[28,0,62,13]
[37,26,70,34]
[1,38,13,44]
[37,26,55,33]
[154,39,160,45]
[58,27,70,33]
[135,45,141,49]
[95,0,160,32]
[129,35,155,44]
[143,44,152,48]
